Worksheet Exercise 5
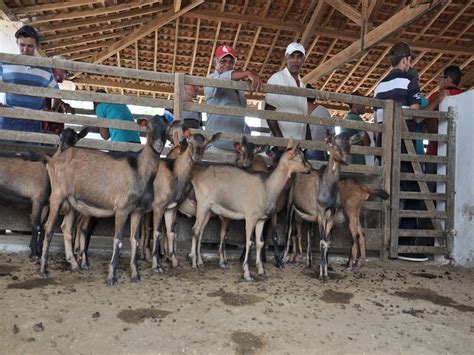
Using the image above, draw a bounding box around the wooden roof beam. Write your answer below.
[174,0,182,12]
[38,3,171,33]
[324,0,362,26]
[0,0,18,21]
[460,64,474,89]
[303,0,444,83]
[12,0,97,14]
[29,0,160,25]
[189,19,200,75]
[300,0,326,48]
[90,0,204,64]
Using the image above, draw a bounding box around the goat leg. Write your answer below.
[164,209,180,270]
[151,209,164,273]
[129,212,142,283]
[39,198,62,278]
[218,218,229,269]
[255,220,266,278]
[107,213,129,286]
[306,222,313,268]
[80,216,97,270]
[242,220,255,282]
[318,222,329,283]
[191,207,211,272]
[61,210,80,272]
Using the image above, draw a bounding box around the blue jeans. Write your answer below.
[305,150,328,161]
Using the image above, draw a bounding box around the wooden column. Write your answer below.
[389,103,402,258]
[445,106,457,258]
[381,100,394,260]
[173,72,185,121]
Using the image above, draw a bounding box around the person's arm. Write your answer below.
[362,132,371,146]
[265,102,283,137]
[100,127,110,140]
[231,70,263,91]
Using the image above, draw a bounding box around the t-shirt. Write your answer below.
[204,70,249,150]
[340,111,366,165]
[425,86,463,155]
[309,105,334,141]
[374,68,420,123]
[265,67,307,140]
[95,102,141,143]
[0,62,58,132]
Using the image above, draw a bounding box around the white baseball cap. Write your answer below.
[285,42,305,56]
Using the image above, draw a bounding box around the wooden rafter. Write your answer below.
[232,0,249,49]
[29,1,159,25]
[352,46,390,93]
[153,30,158,72]
[324,0,362,26]
[12,0,97,14]
[242,0,272,72]
[300,0,326,48]
[174,0,182,12]
[460,64,474,89]
[303,0,443,83]
[172,18,179,74]
[39,3,171,33]
[335,51,369,92]
[90,1,204,64]
[190,19,200,75]
[206,0,226,77]
[428,0,473,44]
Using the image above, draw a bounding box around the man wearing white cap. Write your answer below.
[265,42,307,140]
[204,44,262,151]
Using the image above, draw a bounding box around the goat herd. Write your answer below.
[0,115,389,286]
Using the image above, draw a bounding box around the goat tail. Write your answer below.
[366,187,389,200]
[67,196,114,218]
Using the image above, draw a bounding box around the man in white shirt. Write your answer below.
[265,42,307,140]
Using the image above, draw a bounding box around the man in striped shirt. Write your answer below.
[0,25,58,132]
[374,42,426,260]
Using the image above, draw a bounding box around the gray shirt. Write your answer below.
[204,70,249,150]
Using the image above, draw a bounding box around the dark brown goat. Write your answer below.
[0,127,88,259]
[286,134,351,282]
[40,115,169,286]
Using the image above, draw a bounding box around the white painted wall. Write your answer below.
[440,90,474,266]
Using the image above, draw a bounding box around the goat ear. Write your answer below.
[179,139,189,153]
[254,144,269,154]
[233,142,241,152]
[286,137,294,150]
[242,135,248,145]
[207,132,221,144]
[78,127,89,139]
[172,130,181,146]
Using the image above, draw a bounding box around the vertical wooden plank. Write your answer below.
[173,72,184,121]
[445,106,457,258]
[389,103,402,258]
[381,100,394,260]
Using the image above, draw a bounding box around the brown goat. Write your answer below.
[0,127,88,259]
[40,115,169,286]
[149,130,221,271]
[190,140,312,281]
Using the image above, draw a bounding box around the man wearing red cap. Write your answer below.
[204,44,262,151]
[265,42,308,140]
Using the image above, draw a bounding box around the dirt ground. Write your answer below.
[0,242,473,355]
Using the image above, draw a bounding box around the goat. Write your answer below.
[39,115,169,286]
[286,133,351,282]
[0,127,88,259]
[148,127,220,271]
[190,139,312,281]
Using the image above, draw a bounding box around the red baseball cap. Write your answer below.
[215,45,237,60]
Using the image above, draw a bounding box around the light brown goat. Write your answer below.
[40,115,169,286]
[0,127,88,260]
[190,140,312,281]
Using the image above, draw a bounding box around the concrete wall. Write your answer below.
[440,91,474,266]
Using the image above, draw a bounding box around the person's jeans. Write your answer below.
[305,150,328,161]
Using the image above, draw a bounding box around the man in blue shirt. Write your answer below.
[94,89,141,143]
[0,25,58,132]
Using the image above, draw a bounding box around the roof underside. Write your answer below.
[3,0,474,115]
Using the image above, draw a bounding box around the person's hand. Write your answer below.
[247,71,263,92]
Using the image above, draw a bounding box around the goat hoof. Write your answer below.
[30,254,40,261]
[274,260,284,269]
[71,266,80,273]
[130,275,141,283]
[151,267,163,273]
[173,265,181,272]
[319,276,329,283]
[258,272,267,279]
[106,277,118,287]
[243,275,254,282]
[81,263,91,270]
[219,262,228,269]
[343,266,353,273]
[197,264,205,273]
[39,271,48,279]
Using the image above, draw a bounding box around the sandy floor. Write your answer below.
[0,245,473,354]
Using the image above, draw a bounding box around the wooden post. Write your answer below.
[381,100,394,260]
[389,103,402,258]
[173,72,185,121]
[445,106,457,258]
